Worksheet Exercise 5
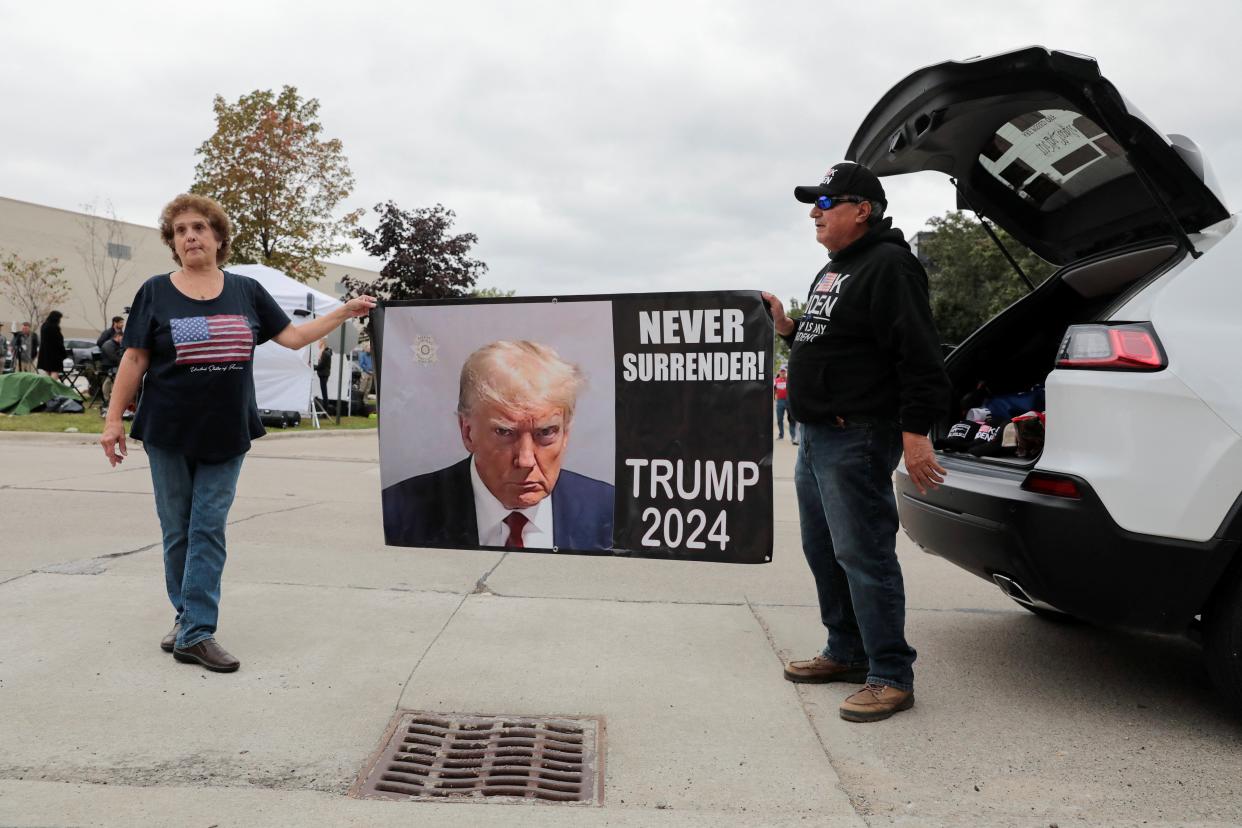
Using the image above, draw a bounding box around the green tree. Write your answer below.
[919,211,1055,345]
[342,202,487,303]
[470,286,516,298]
[192,85,363,283]
[773,296,804,367]
[0,253,69,329]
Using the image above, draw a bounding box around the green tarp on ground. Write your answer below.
[0,373,83,416]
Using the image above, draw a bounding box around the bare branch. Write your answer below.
[76,199,141,330]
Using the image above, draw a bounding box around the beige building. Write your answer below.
[0,196,379,340]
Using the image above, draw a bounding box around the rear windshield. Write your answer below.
[978,109,1134,212]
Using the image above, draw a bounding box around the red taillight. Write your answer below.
[1055,323,1166,370]
[1021,472,1081,499]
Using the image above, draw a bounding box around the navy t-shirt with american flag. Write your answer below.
[123,271,290,462]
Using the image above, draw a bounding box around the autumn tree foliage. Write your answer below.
[342,202,487,302]
[0,253,70,328]
[191,86,362,283]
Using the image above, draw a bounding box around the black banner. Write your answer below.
[375,290,773,564]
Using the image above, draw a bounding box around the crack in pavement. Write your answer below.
[471,550,511,595]
[245,453,377,465]
[17,463,152,487]
[389,553,515,710]
[17,501,327,580]
[476,590,749,607]
[5,484,299,503]
[221,500,325,527]
[391,593,472,712]
[225,579,470,598]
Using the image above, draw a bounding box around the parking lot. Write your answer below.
[1,430,1239,827]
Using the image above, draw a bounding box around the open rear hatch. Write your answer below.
[845,46,1228,265]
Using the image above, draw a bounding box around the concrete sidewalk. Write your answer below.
[2,430,1240,827]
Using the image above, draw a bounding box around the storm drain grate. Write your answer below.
[352,711,604,804]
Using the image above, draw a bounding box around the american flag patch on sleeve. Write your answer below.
[170,315,254,364]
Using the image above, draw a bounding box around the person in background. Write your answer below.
[36,310,67,380]
[99,330,124,411]
[97,316,125,348]
[13,322,37,372]
[99,192,375,674]
[315,338,332,403]
[357,341,374,399]
[0,323,8,371]
[774,366,796,443]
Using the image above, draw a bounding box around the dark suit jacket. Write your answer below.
[383,457,615,551]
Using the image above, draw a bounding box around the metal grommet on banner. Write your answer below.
[552,297,559,304]
[552,546,559,552]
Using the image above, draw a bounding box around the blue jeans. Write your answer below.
[146,444,245,649]
[793,418,915,691]
[775,398,796,439]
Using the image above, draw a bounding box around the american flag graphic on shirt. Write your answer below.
[813,271,842,294]
[170,315,253,365]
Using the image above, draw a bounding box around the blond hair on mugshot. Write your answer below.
[456,341,586,421]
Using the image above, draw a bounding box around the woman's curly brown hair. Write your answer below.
[158,194,232,266]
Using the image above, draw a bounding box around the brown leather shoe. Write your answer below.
[173,638,240,673]
[783,655,868,684]
[160,624,180,653]
[839,682,914,722]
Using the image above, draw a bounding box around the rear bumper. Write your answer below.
[896,459,1238,633]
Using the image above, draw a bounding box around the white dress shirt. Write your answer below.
[470,456,555,548]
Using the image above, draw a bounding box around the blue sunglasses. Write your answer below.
[815,195,866,210]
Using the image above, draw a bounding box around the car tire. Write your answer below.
[1204,561,1242,713]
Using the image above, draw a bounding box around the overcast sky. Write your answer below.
[3,1,1240,304]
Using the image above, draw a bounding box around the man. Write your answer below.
[763,161,949,723]
[99,329,124,410]
[315,339,332,403]
[0,323,8,372]
[774,366,796,443]
[12,322,36,372]
[96,316,124,349]
[357,342,374,399]
[382,340,614,551]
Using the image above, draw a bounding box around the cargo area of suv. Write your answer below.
[934,240,1182,464]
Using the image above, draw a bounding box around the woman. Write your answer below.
[36,310,67,379]
[315,338,332,403]
[100,194,375,673]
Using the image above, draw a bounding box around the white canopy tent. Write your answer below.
[228,263,354,414]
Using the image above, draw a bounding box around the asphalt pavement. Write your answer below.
[1,429,1239,827]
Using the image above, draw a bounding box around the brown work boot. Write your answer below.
[173,638,240,673]
[839,682,914,722]
[783,655,868,684]
[160,624,180,653]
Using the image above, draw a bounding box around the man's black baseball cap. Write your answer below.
[794,161,886,206]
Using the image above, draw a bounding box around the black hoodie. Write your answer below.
[782,219,950,434]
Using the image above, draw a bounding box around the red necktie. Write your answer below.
[503,512,528,549]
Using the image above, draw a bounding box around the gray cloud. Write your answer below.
[3,0,1240,307]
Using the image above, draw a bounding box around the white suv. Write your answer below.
[847,47,1242,710]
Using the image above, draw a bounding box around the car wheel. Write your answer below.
[1204,562,1242,713]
